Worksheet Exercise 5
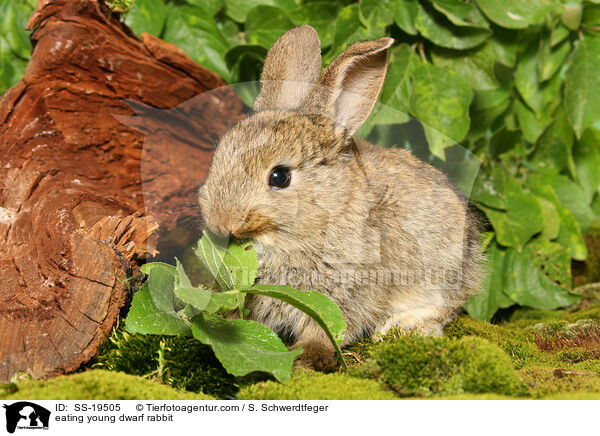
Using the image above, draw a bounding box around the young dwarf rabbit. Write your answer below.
[198,26,482,370]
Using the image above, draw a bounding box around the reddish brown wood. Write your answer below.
[0,0,243,382]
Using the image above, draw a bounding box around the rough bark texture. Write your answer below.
[0,0,243,382]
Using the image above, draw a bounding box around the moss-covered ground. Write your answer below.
[2,230,600,401]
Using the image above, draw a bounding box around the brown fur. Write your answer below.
[198,26,482,370]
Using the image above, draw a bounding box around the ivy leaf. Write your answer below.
[191,314,302,382]
[528,177,588,260]
[393,0,418,35]
[471,164,508,209]
[223,0,297,23]
[538,38,570,82]
[502,247,580,310]
[126,282,191,336]
[288,1,342,48]
[515,100,552,144]
[245,5,295,49]
[430,0,490,29]
[532,173,596,233]
[538,197,561,241]
[468,89,511,139]
[0,1,31,59]
[475,0,553,29]
[464,240,513,321]
[414,2,490,50]
[195,229,258,292]
[524,238,572,290]
[124,0,167,37]
[480,178,543,251]
[243,284,347,367]
[409,62,473,159]
[565,38,600,138]
[379,44,418,117]
[529,107,575,176]
[515,41,562,114]
[358,0,395,29]
[573,128,600,204]
[431,43,498,91]
[162,4,231,81]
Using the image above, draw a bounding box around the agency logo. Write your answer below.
[2,402,50,434]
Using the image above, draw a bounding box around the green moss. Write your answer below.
[95,329,237,398]
[518,367,600,398]
[360,335,527,397]
[238,371,396,400]
[0,370,213,400]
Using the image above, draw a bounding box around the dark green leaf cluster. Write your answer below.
[3,0,599,321]
[124,230,347,382]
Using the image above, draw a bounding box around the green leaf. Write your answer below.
[468,88,511,139]
[414,2,490,50]
[186,0,223,17]
[538,38,570,82]
[487,127,520,158]
[191,314,302,382]
[162,3,231,81]
[379,44,418,116]
[288,1,342,48]
[515,99,552,144]
[125,283,192,336]
[538,197,561,240]
[565,38,600,138]
[531,173,596,233]
[409,62,473,159]
[480,178,544,250]
[524,238,572,290]
[471,163,508,209]
[0,1,32,59]
[329,4,379,58]
[393,0,418,35]
[431,43,498,91]
[174,286,212,312]
[550,23,570,47]
[502,247,580,310]
[223,0,297,23]
[245,5,294,49]
[124,0,167,37]
[243,284,347,367]
[430,0,490,29]
[140,262,178,314]
[475,0,554,29]
[529,107,575,175]
[573,128,600,204]
[489,28,518,67]
[358,0,395,29]
[561,4,582,30]
[515,41,562,114]
[464,240,513,321]
[528,176,588,260]
[194,229,258,292]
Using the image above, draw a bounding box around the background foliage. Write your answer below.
[2,0,600,321]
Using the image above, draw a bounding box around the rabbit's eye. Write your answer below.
[269,166,291,189]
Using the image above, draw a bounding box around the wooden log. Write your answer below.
[0,0,243,382]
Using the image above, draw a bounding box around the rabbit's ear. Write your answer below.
[253,26,322,112]
[305,37,393,136]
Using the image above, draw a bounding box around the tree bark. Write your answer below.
[0,0,243,382]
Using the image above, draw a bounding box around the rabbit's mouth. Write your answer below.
[230,210,277,240]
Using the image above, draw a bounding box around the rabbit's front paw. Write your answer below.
[291,341,337,372]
